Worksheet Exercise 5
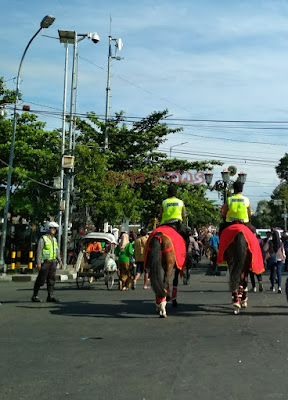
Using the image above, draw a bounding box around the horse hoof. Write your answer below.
[172,299,178,308]
[159,312,167,318]
[241,301,248,308]
[233,306,240,315]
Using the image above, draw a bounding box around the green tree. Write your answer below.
[276,153,288,183]
[269,184,288,229]
[0,77,17,111]
[0,112,61,221]
[74,110,222,229]
[250,200,272,228]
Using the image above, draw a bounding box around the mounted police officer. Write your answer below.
[31,221,63,303]
[159,184,190,249]
[159,184,186,230]
[221,180,255,235]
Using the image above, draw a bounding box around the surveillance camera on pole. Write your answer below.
[88,32,100,43]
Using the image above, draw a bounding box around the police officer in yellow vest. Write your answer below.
[31,221,63,303]
[221,180,255,234]
[159,185,186,231]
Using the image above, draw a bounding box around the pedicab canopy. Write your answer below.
[82,232,117,245]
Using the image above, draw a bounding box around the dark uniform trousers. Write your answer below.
[34,260,57,295]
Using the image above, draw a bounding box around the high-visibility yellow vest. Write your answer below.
[42,235,58,260]
[161,197,183,224]
[226,194,250,223]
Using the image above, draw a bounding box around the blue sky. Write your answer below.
[2,0,288,211]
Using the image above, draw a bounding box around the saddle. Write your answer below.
[217,224,264,274]
[145,225,186,270]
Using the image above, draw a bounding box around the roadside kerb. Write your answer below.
[0,266,77,282]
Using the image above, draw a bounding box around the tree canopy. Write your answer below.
[0,77,223,232]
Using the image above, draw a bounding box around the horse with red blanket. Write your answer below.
[217,223,264,314]
[144,226,186,318]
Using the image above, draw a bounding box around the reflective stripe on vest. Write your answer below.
[161,197,183,224]
[226,194,249,223]
[42,235,58,261]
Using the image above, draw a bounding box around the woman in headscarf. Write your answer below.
[115,232,134,290]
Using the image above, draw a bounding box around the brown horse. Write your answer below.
[146,231,182,318]
[224,231,252,314]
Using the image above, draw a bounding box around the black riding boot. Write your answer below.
[31,286,41,302]
[47,286,60,303]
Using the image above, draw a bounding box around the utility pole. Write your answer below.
[283,200,287,231]
[104,30,123,149]
[62,32,77,269]
[58,30,100,268]
[57,41,69,248]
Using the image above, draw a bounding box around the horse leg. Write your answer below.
[155,295,167,318]
[165,282,171,302]
[232,290,241,314]
[172,268,180,307]
[240,272,249,309]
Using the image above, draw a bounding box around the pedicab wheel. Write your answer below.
[76,275,91,289]
[106,274,114,290]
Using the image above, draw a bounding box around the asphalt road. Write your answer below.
[0,271,287,400]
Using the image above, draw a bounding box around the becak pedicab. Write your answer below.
[75,232,118,290]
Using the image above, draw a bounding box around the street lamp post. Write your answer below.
[0,15,55,273]
[169,142,188,159]
[204,169,247,204]
[57,30,100,268]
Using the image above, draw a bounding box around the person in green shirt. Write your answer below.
[115,232,134,290]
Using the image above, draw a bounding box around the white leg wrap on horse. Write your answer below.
[159,301,167,317]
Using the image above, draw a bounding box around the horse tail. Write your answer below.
[148,233,166,297]
[229,231,246,292]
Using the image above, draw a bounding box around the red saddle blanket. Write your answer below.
[144,226,186,270]
[217,224,265,274]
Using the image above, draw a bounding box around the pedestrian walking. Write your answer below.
[115,232,134,291]
[31,222,62,303]
[263,230,285,293]
[133,228,149,290]
[282,231,288,272]
[186,230,200,269]
[250,234,264,292]
[209,230,219,269]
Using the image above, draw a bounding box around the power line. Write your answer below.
[0,158,56,189]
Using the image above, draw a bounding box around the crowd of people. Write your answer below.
[31,182,288,301]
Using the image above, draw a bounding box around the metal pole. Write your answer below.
[57,42,69,249]
[223,182,228,204]
[63,32,77,269]
[104,35,112,149]
[70,48,79,194]
[0,27,42,272]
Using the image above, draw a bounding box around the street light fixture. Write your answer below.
[204,168,247,204]
[0,15,55,273]
[169,142,188,159]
